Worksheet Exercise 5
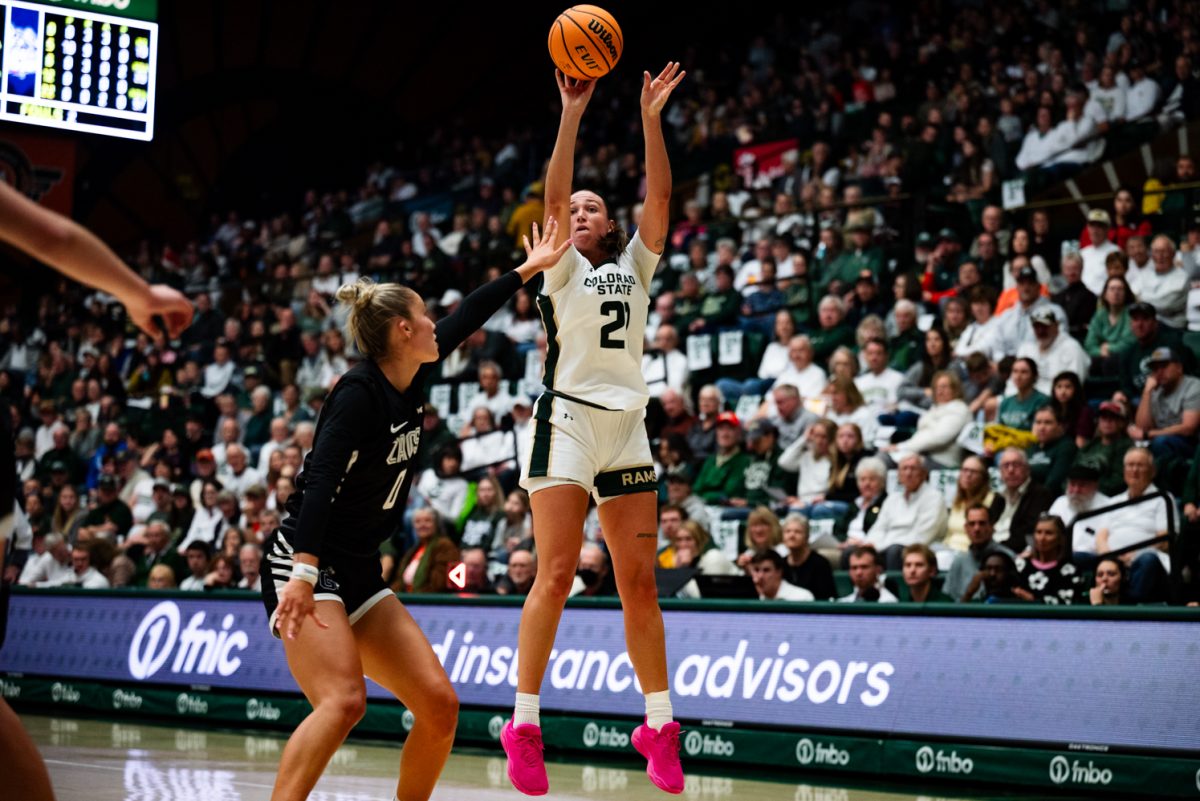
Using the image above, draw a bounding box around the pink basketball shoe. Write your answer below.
[501,720,549,796]
[632,720,685,794]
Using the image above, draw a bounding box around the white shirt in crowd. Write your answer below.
[855,367,905,412]
[1125,78,1160,120]
[763,580,815,602]
[1099,487,1172,569]
[1048,491,1112,553]
[1011,331,1092,396]
[953,317,1004,361]
[757,341,791,380]
[1080,240,1122,296]
[641,349,690,398]
[865,481,949,551]
[18,552,74,587]
[838,585,900,603]
[774,363,827,402]
[1136,267,1189,329]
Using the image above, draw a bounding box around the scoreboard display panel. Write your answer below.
[1,0,157,140]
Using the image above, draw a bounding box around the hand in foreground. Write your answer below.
[274,578,329,640]
[126,284,195,339]
[521,217,573,273]
[641,61,686,116]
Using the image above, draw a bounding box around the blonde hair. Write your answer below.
[744,506,782,549]
[335,277,420,360]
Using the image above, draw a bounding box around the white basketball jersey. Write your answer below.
[537,232,659,410]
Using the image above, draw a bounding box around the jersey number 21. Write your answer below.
[599,301,632,349]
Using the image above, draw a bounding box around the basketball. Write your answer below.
[548,5,623,81]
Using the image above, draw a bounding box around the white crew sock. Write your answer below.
[513,692,541,727]
[645,690,674,731]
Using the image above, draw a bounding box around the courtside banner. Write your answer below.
[2,593,1198,753]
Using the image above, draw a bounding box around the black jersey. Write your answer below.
[280,271,523,561]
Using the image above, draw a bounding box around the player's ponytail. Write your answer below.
[335,278,419,361]
[599,221,629,263]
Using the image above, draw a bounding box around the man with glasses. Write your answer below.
[860,455,947,570]
[994,448,1055,553]
[1095,448,1172,602]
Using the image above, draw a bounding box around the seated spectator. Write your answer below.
[1048,463,1111,561]
[994,266,1065,356]
[1013,308,1090,397]
[772,335,828,403]
[858,455,948,569]
[966,548,1032,603]
[838,457,888,554]
[995,358,1050,431]
[1117,302,1197,401]
[391,508,460,594]
[467,360,518,420]
[808,296,856,367]
[1048,371,1095,449]
[940,297,970,352]
[664,473,706,525]
[945,455,1005,553]
[1129,347,1200,464]
[1089,556,1133,606]
[237,543,262,592]
[1027,406,1078,495]
[781,514,836,601]
[77,474,134,542]
[460,475,505,551]
[778,417,839,513]
[826,346,859,385]
[902,543,953,602]
[735,506,787,569]
[885,370,971,468]
[945,505,1015,602]
[1077,401,1134,497]
[1079,210,1123,295]
[855,338,905,414]
[495,548,535,596]
[661,519,739,576]
[963,353,1003,419]
[1016,514,1086,605]
[954,286,1003,361]
[689,264,740,333]
[716,309,795,406]
[826,424,865,506]
[18,532,73,587]
[493,490,532,562]
[888,300,923,371]
[126,520,186,586]
[897,327,957,412]
[50,483,83,544]
[693,412,750,506]
[458,547,495,594]
[994,448,1056,553]
[656,389,695,443]
[569,544,614,597]
[686,384,724,460]
[1136,235,1189,329]
[1052,251,1097,341]
[418,444,470,523]
[1095,448,1172,603]
[1085,275,1135,373]
[762,384,818,451]
[203,554,238,591]
[642,324,691,400]
[741,419,795,509]
[1015,106,1058,172]
[145,563,176,590]
[179,541,213,591]
[220,444,262,499]
[749,549,814,601]
[839,546,898,603]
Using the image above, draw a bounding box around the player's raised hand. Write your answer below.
[556,69,596,115]
[521,217,573,274]
[641,61,686,116]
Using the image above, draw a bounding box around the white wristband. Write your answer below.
[290,563,319,586]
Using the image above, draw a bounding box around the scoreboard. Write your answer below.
[1,0,157,140]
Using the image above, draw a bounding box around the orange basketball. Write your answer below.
[548,5,623,81]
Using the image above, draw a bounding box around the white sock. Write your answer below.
[645,690,673,731]
[513,692,540,727]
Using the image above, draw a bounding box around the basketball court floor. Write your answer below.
[24,714,1061,800]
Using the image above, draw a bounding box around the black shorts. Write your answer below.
[260,529,393,639]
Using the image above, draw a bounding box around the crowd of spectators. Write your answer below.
[5,1,1200,606]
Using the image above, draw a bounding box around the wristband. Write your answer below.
[290,563,319,586]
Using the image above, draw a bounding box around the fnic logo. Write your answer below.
[683,731,734,757]
[795,737,850,767]
[1049,755,1113,786]
[915,746,973,775]
[128,601,249,680]
[487,715,504,740]
[582,721,628,749]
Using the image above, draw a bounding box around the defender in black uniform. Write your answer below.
[261,219,570,801]
[0,179,194,801]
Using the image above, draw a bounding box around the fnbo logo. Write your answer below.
[1049,755,1112,786]
[684,731,735,757]
[795,737,850,767]
[914,746,973,775]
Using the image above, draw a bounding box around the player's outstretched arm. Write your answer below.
[0,181,194,339]
[544,70,596,248]
[639,61,685,254]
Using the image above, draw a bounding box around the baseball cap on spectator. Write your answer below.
[440,289,464,308]
[937,227,959,243]
[48,460,68,473]
[244,365,261,379]
[152,478,171,492]
[98,474,119,491]
[1127,301,1156,318]
[171,483,189,497]
[1086,209,1111,226]
[1030,307,1057,325]
[715,411,740,428]
[1097,401,1127,419]
[196,449,215,463]
[1066,463,1101,482]
[1147,346,1181,367]
[855,269,876,285]
[79,344,99,359]
[915,232,934,248]
[1016,266,1039,283]
[745,419,777,440]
